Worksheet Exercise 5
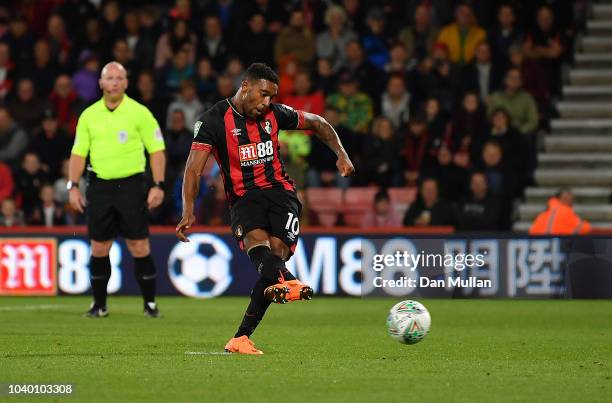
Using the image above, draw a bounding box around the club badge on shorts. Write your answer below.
[235,224,243,238]
[118,130,128,143]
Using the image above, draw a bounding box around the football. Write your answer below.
[386,300,431,344]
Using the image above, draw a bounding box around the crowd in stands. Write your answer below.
[0,0,583,230]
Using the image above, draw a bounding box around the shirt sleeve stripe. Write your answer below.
[191,142,213,152]
[297,110,305,129]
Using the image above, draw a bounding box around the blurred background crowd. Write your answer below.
[0,0,586,230]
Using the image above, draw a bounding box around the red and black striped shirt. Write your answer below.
[192,99,305,204]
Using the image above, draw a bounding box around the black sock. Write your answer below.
[247,245,296,282]
[90,256,111,308]
[134,255,156,304]
[235,276,275,338]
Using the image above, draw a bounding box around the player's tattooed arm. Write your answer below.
[301,112,355,177]
[176,148,210,242]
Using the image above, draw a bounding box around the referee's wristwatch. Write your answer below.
[152,181,165,191]
[66,180,78,191]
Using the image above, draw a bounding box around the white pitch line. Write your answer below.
[0,304,62,312]
[184,351,232,355]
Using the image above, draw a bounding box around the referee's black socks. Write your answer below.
[134,255,156,304]
[90,256,111,308]
[247,245,296,283]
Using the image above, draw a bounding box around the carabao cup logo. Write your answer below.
[168,234,232,298]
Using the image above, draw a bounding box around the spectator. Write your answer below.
[112,39,138,84]
[206,73,234,105]
[488,4,523,68]
[461,41,503,102]
[71,50,100,103]
[161,47,195,93]
[362,190,402,227]
[29,106,72,180]
[412,43,462,112]
[384,41,412,76]
[381,74,410,129]
[523,5,564,97]
[100,0,123,46]
[199,174,230,226]
[423,145,468,202]
[398,4,438,63]
[24,40,58,98]
[478,141,515,198]
[133,70,169,131]
[281,71,325,116]
[424,97,449,142]
[0,107,28,168]
[123,9,155,70]
[226,57,245,90]
[326,70,374,134]
[342,39,381,98]
[529,188,591,235]
[154,18,196,69]
[403,178,454,226]
[0,161,14,203]
[487,67,538,136]
[166,79,203,132]
[400,113,437,186]
[46,14,72,69]
[15,152,49,216]
[198,15,229,73]
[437,4,486,64]
[0,198,25,227]
[313,57,336,95]
[0,42,15,100]
[240,13,275,68]
[307,106,352,189]
[7,78,45,132]
[361,116,401,188]
[450,91,487,162]
[455,172,501,231]
[361,7,390,70]
[82,18,109,62]
[7,15,35,72]
[278,135,307,189]
[508,45,550,119]
[274,9,316,71]
[316,5,357,73]
[165,109,192,182]
[48,74,83,135]
[53,158,85,207]
[195,58,217,102]
[29,183,65,226]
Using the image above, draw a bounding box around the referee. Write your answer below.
[68,62,166,318]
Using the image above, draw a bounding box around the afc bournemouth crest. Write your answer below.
[235,224,243,238]
[262,119,272,134]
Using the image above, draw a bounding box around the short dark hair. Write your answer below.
[244,63,279,84]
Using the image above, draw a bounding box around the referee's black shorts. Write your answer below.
[86,173,149,241]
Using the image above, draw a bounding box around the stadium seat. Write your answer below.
[388,187,418,218]
[306,188,343,227]
[343,187,378,227]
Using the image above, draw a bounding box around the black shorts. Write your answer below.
[230,188,302,256]
[86,173,149,241]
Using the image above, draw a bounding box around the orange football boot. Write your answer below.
[264,279,313,303]
[224,335,263,355]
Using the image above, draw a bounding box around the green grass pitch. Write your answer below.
[1,297,611,402]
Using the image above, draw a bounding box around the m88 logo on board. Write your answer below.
[0,239,57,296]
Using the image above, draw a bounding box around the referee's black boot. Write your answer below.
[143,302,161,318]
[84,302,109,318]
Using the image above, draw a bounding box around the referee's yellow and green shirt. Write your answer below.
[71,95,165,180]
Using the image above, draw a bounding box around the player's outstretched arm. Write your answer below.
[176,148,210,242]
[301,112,355,177]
